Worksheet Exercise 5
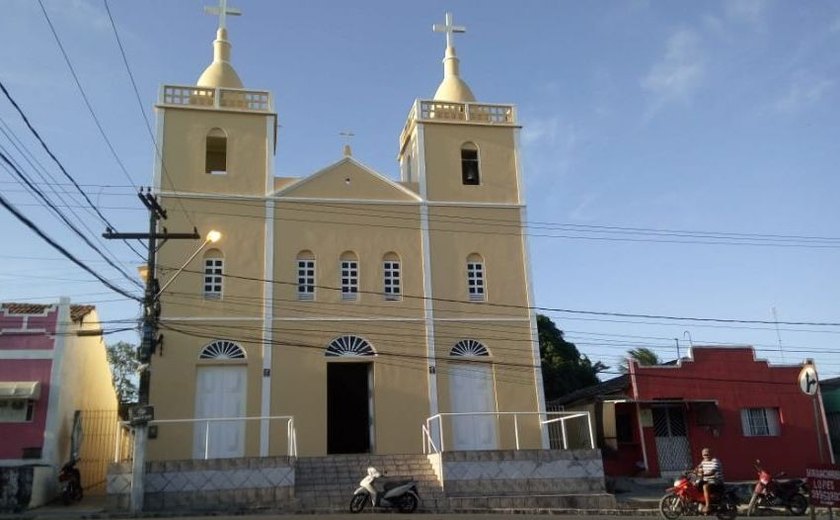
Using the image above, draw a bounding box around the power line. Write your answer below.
[0,120,144,272]
[155,197,840,250]
[0,191,140,302]
[36,0,139,189]
[0,149,142,289]
[159,263,840,328]
[102,0,198,231]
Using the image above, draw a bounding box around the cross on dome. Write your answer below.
[433,12,465,49]
[204,0,241,30]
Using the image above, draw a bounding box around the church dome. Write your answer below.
[197,28,244,89]
[433,61,476,102]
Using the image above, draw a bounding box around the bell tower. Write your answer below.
[398,13,547,449]
[153,0,276,198]
[397,12,522,205]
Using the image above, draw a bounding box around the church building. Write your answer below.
[147,8,546,460]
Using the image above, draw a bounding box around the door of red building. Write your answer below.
[652,405,692,475]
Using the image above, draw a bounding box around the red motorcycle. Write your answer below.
[659,470,739,520]
[745,460,808,516]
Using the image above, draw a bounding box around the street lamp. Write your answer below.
[156,230,222,297]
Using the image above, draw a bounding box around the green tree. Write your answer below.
[619,347,662,373]
[106,341,139,403]
[538,314,608,401]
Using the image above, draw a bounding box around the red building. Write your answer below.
[552,346,832,480]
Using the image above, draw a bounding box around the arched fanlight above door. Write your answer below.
[199,340,246,360]
[325,335,376,357]
[450,339,490,357]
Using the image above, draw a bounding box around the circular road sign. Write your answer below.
[799,365,819,396]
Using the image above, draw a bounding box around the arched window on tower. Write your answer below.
[205,128,228,174]
[461,142,480,185]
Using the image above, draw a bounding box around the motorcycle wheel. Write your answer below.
[715,498,738,520]
[349,493,368,514]
[398,493,419,514]
[659,493,684,520]
[786,494,808,516]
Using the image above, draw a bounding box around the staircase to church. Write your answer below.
[294,453,446,512]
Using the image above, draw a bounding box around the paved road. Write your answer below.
[7,509,824,520]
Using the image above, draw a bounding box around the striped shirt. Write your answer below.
[699,458,724,483]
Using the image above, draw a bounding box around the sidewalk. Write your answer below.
[3,483,832,519]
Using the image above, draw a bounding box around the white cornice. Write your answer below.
[0,350,53,359]
[158,191,523,209]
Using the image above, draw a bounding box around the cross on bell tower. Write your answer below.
[433,12,466,49]
[204,0,241,30]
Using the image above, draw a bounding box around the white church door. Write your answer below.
[449,363,497,451]
[193,365,247,459]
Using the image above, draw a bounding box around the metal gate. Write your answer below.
[652,406,692,474]
[77,410,125,495]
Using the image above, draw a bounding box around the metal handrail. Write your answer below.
[115,415,297,461]
[421,424,440,455]
[424,410,594,453]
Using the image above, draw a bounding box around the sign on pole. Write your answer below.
[800,365,819,396]
[808,467,840,507]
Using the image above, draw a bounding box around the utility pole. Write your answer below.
[104,188,199,513]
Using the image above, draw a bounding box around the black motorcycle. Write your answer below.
[58,460,83,505]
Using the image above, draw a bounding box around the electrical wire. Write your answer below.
[101,0,198,230]
[0,191,141,302]
[0,150,142,289]
[0,81,145,260]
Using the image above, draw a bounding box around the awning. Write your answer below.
[0,381,41,399]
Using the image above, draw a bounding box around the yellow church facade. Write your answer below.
[146,11,547,461]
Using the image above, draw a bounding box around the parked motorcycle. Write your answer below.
[746,460,809,516]
[349,466,420,513]
[659,470,739,520]
[58,459,83,505]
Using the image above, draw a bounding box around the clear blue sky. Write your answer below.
[2,1,839,379]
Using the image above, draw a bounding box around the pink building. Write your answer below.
[0,299,117,508]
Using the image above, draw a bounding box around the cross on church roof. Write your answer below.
[204,0,241,30]
[433,12,466,49]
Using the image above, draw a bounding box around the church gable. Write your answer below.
[275,158,420,201]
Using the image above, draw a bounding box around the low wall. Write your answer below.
[0,466,34,513]
[433,449,607,497]
[107,456,295,511]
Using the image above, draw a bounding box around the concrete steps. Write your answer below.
[293,453,445,512]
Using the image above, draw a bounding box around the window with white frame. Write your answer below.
[203,253,223,299]
[297,251,315,300]
[383,253,401,301]
[205,128,228,174]
[740,407,781,437]
[0,400,34,423]
[467,254,485,301]
[341,252,359,301]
